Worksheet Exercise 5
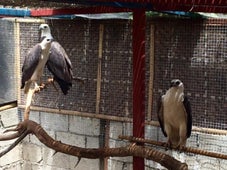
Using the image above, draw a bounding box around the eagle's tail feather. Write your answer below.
[54,77,72,95]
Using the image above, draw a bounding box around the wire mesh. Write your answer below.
[100,20,132,116]
[151,18,227,130]
[19,19,134,118]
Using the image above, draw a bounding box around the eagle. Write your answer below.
[21,37,52,94]
[157,79,192,149]
[39,24,73,95]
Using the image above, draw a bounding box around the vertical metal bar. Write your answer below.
[147,25,155,121]
[132,9,146,170]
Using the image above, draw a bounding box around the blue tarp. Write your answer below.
[44,13,132,19]
[0,8,30,17]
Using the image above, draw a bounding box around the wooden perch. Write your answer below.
[119,135,227,160]
[0,120,188,170]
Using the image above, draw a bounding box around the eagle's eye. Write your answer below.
[44,26,47,28]
[175,81,180,85]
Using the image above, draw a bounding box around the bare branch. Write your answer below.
[0,132,20,141]
[0,130,28,157]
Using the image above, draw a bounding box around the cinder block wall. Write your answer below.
[0,108,22,170]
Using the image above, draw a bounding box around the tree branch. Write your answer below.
[0,130,28,157]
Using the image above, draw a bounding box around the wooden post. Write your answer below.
[147,25,155,121]
[14,21,21,104]
[96,24,104,115]
[132,9,146,170]
[96,24,109,170]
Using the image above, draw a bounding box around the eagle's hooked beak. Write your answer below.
[39,25,43,30]
[39,24,48,30]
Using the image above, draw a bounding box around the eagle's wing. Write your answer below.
[46,41,73,95]
[21,44,42,88]
[183,96,192,138]
[157,95,167,137]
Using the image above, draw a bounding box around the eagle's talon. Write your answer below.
[165,140,172,150]
[47,78,59,93]
[34,83,45,92]
[47,78,54,83]
[40,83,45,88]
[177,145,185,152]
[34,86,41,92]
